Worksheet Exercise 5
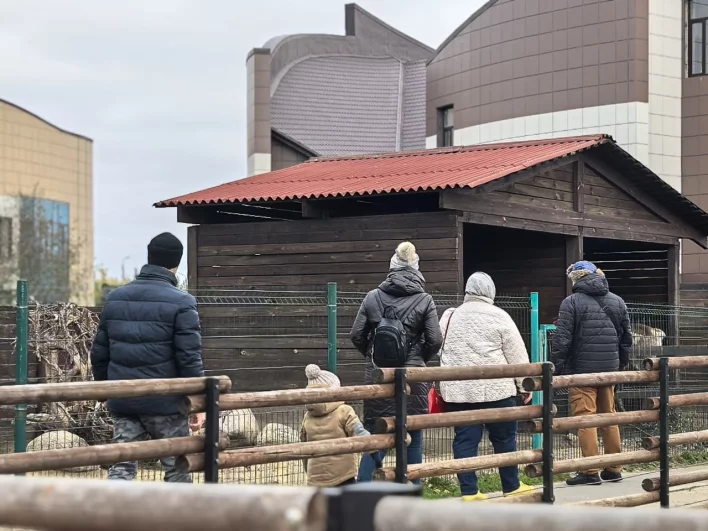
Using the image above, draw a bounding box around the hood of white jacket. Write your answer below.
[465,272,496,302]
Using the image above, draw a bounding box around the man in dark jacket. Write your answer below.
[552,260,632,486]
[350,241,443,483]
[91,232,204,482]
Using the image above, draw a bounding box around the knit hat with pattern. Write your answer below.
[305,364,341,388]
[567,260,605,284]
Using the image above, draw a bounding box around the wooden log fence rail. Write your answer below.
[0,434,230,475]
[0,375,231,483]
[8,354,708,512]
[373,496,708,531]
[0,376,232,405]
[374,449,543,482]
[374,405,554,433]
[642,468,708,492]
[522,370,659,392]
[519,410,659,434]
[178,433,409,473]
[180,383,407,414]
[0,476,327,531]
[373,363,544,384]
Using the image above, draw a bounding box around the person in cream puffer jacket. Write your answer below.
[438,272,532,501]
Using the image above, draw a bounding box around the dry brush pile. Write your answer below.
[26,303,112,445]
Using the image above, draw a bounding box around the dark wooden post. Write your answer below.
[565,158,586,294]
[187,226,198,293]
[572,159,585,213]
[667,243,680,345]
[565,235,584,296]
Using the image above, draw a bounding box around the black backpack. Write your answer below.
[372,291,426,368]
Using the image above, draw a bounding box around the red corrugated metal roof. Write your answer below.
[155,135,610,207]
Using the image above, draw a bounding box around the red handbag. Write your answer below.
[428,386,445,414]
[428,309,455,414]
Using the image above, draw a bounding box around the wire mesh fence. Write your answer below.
[546,301,708,456]
[1,290,708,486]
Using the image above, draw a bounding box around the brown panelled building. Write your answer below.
[424,0,708,302]
[427,0,649,141]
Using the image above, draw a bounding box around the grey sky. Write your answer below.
[0,0,484,280]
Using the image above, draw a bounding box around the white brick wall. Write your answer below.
[426,102,651,167]
[247,153,272,176]
[648,0,683,191]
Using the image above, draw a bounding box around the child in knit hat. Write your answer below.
[300,364,380,487]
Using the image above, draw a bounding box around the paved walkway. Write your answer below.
[489,466,708,508]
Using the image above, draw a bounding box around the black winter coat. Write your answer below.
[551,274,632,376]
[350,268,443,431]
[90,265,204,416]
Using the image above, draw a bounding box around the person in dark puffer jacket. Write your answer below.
[350,241,443,484]
[552,260,632,487]
[90,232,204,483]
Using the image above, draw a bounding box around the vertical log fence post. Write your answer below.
[530,292,541,449]
[14,280,28,464]
[659,356,670,508]
[394,368,408,484]
[204,377,221,483]
[541,361,555,504]
[327,283,338,374]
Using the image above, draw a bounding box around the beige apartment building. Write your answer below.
[0,99,93,306]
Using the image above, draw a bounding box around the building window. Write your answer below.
[437,106,454,147]
[0,217,12,262]
[689,1,708,76]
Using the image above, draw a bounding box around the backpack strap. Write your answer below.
[398,293,428,325]
[374,290,394,319]
[591,295,621,339]
[375,290,425,320]
[441,308,456,350]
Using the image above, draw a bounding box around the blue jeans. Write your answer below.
[357,430,423,484]
[446,397,520,495]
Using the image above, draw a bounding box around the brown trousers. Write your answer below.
[569,386,622,474]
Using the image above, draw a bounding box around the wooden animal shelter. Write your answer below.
[155,135,708,390]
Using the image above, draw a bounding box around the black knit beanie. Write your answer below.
[147,232,183,270]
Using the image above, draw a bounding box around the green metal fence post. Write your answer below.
[14,280,28,462]
[530,292,542,449]
[327,282,338,374]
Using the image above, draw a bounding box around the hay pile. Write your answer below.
[26,303,111,445]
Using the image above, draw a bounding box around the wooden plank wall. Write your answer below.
[196,212,462,391]
[584,240,669,305]
[681,284,708,308]
[485,164,658,224]
[195,212,460,292]
[462,224,565,324]
[582,166,662,223]
[488,164,576,212]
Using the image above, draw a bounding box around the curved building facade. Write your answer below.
[425,0,708,288]
[246,3,433,176]
[0,99,93,305]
